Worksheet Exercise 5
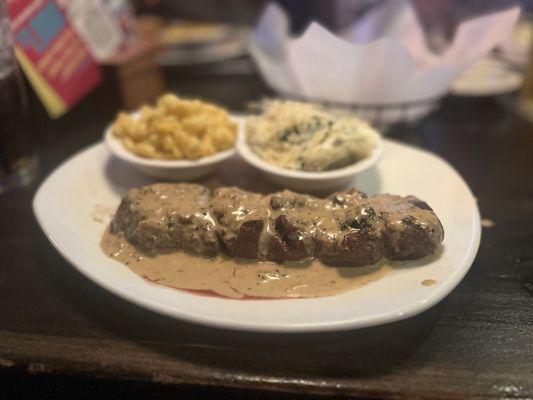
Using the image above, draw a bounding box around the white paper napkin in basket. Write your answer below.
[249,1,520,126]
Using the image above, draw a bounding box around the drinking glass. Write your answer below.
[0,0,38,194]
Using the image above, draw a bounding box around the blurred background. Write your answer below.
[3,0,533,190]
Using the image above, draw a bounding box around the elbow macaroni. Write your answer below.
[112,94,237,160]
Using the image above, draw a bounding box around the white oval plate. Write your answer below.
[33,140,480,332]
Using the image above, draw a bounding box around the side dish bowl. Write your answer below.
[104,114,241,181]
[237,132,382,192]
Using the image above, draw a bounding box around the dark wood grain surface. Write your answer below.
[1,70,532,399]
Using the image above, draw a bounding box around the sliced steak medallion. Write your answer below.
[209,187,268,259]
[369,194,444,260]
[111,183,218,256]
[267,190,321,262]
[315,203,384,266]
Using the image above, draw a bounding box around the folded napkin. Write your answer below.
[249,1,520,123]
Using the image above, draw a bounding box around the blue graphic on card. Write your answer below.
[15,2,65,54]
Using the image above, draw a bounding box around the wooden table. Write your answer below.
[1,71,532,399]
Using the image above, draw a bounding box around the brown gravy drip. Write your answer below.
[101,229,394,299]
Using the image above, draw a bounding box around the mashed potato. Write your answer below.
[112,94,237,160]
[246,101,379,172]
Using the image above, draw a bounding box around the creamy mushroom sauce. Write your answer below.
[101,229,394,299]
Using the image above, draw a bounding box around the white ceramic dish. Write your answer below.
[237,131,382,192]
[450,56,523,97]
[104,114,242,181]
[33,140,480,333]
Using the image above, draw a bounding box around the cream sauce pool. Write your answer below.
[101,229,394,299]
